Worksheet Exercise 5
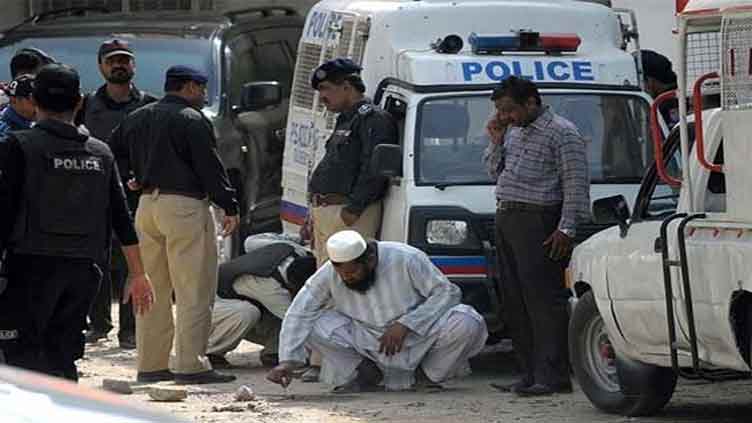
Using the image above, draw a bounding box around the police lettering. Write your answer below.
[461,60,595,82]
[53,156,102,172]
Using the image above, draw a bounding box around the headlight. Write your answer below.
[426,220,468,245]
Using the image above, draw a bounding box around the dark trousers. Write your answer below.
[0,253,101,381]
[495,208,570,386]
[88,262,134,338]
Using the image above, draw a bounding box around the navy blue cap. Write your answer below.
[165,65,209,84]
[311,58,362,90]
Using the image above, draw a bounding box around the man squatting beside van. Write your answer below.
[306,58,398,265]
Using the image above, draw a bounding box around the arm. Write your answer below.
[185,117,239,216]
[0,136,24,249]
[556,128,590,236]
[397,251,462,337]
[344,112,398,215]
[277,270,332,364]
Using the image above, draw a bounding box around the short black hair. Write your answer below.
[286,255,317,291]
[490,76,542,106]
[10,51,43,79]
[164,77,192,93]
[33,64,81,113]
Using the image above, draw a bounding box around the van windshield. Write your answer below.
[415,93,652,186]
[0,35,216,104]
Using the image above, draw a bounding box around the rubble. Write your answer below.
[148,387,188,402]
[102,378,133,395]
[234,385,256,402]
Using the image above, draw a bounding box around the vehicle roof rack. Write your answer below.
[224,6,298,22]
[1,7,110,37]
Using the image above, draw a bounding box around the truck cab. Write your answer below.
[0,5,304,261]
[568,0,752,417]
[282,0,654,335]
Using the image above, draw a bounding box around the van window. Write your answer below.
[225,33,293,107]
[415,93,652,186]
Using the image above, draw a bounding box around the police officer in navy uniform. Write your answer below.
[77,39,158,349]
[306,58,398,266]
[0,64,153,380]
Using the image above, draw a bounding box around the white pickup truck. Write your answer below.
[568,0,752,417]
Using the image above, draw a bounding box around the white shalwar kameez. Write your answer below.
[278,242,488,390]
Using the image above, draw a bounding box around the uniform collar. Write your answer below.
[1,105,33,130]
[35,119,89,142]
[95,83,143,110]
[162,94,196,109]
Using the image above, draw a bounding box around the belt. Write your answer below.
[310,193,349,208]
[497,200,561,213]
[141,187,206,201]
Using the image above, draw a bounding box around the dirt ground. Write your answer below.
[77,334,752,423]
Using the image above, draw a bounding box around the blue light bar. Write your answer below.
[468,32,580,55]
[468,32,521,54]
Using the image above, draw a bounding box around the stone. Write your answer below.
[148,387,188,402]
[102,379,133,395]
[234,385,256,402]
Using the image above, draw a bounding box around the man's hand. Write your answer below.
[543,230,574,261]
[267,362,299,387]
[486,117,507,145]
[340,208,360,227]
[379,322,410,356]
[123,273,155,315]
[221,214,240,237]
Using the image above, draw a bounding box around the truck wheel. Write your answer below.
[569,291,677,417]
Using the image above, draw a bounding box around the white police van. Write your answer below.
[282,0,654,334]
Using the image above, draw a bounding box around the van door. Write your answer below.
[225,28,299,236]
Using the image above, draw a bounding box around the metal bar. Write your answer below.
[676,213,707,375]
[660,212,688,375]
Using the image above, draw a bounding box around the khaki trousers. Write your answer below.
[311,202,382,267]
[135,192,217,374]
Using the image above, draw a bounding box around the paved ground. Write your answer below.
[78,336,752,423]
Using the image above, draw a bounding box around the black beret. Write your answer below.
[311,57,362,90]
[165,65,209,84]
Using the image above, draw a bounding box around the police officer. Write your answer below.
[0,74,36,139]
[307,58,398,265]
[1,48,55,111]
[109,65,239,384]
[78,39,158,349]
[0,64,153,380]
[639,49,679,127]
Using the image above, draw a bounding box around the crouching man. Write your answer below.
[267,230,488,392]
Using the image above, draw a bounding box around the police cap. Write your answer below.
[641,49,677,85]
[311,58,362,90]
[98,39,135,62]
[33,64,81,112]
[7,74,35,98]
[165,65,209,85]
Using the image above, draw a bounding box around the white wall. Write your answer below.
[612,0,678,64]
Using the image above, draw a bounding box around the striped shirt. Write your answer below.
[483,106,590,235]
[278,242,462,363]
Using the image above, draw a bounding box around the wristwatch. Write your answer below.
[560,228,575,238]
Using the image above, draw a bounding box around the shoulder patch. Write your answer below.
[358,103,373,115]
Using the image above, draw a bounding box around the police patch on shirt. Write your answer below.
[358,103,373,115]
[48,154,104,173]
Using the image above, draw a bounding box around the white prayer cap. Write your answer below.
[327,230,367,263]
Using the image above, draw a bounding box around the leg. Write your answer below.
[305,311,363,388]
[207,298,260,356]
[157,195,216,374]
[112,251,135,344]
[86,257,112,338]
[421,308,488,383]
[135,195,176,372]
[311,202,382,267]
[232,275,291,320]
[243,311,282,366]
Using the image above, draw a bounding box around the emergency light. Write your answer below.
[468,32,581,55]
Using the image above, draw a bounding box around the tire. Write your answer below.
[569,291,677,417]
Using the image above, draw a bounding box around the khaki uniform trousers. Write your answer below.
[135,192,217,374]
[311,202,381,267]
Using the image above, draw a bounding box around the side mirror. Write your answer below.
[593,195,630,237]
[371,144,402,178]
[237,81,282,112]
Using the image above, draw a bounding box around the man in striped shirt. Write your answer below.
[484,76,589,397]
[266,230,487,392]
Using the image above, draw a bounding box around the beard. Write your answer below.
[342,268,376,293]
[106,68,134,84]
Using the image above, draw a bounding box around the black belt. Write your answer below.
[141,187,206,201]
[310,193,349,207]
[497,200,561,213]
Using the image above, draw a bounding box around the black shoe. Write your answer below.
[174,370,236,385]
[490,379,532,393]
[515,382,573,397]
[207,354,233,369]
[118,334,136,350]
[84,330,108,344]
[136,369,174,383]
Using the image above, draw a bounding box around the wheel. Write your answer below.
[569,291,677,417]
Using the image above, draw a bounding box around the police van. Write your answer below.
[281,0,654,334]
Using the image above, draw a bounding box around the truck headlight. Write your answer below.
[426,220,468,245]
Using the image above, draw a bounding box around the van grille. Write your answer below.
[291,42,322,110]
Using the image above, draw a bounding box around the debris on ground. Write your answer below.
[148,387,188,402]
[102,378,133,394]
